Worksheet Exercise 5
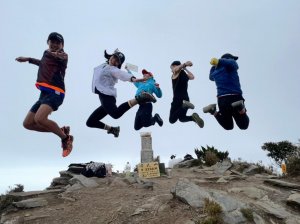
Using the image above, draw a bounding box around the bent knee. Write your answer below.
[86,119,93,127]
[223,126,234,130]
[23,120,32,130]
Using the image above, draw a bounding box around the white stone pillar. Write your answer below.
[140,132,153,163]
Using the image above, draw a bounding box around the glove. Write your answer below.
[210,58,219,66]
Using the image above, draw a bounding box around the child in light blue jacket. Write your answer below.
[133,69,163,130]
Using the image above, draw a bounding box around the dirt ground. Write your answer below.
[2,168,300,224]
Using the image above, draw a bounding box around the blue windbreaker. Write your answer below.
[209,58,243,97]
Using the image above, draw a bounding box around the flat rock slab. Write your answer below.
[286,193,300,209]
[13,198,48,208]
[8,189,63,199]
[264,179,300,190]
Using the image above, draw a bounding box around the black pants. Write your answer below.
[169,97,193,124]
[215,95,249,130]
[134,103,156,130]
[86,91,131,129]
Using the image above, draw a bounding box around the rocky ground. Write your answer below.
[1,160,300,224]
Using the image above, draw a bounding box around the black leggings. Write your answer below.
[86,92,131,129]
[134,103,155,130]
[169,98,193,124]
[215,95,249,130]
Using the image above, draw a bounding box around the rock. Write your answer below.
[228,187,266,200]
[253,212,266,224]
[110,177,128,187]
[0,215,24,224]
[254,195,291,219]
[59,170,74,178]
[13,198,48,208]
[171,178,211,208]
[131,208,148,216]
[8,189,62,200]
[243,164,260,175]
[216,177,229,183]
[174,159,198,168]
[264,179,300,190]
[69,174,99,188]
[65,183,83,193]
[212,159,233,175]
[286,193,300,209]
[51,177,70,186]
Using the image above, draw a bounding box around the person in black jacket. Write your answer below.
[169,60,204,128]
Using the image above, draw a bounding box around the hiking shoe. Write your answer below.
[61,126,70,135]
[136,92,157,104]
[182,100,195,109]
[107,126,120,138]
[62,135,74,157]
[192,113,204,128]
[203,104,217,115]
[231,100,245,112]
[154,113,163,127]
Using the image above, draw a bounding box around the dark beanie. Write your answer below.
[171,61,181,66]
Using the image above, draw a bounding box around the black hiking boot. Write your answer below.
[136,92,157,104]
[154,113,163,127]
[107,126,120,138]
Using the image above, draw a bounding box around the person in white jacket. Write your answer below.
[86,49,155,137]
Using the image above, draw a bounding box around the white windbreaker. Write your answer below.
[92,63,133,98]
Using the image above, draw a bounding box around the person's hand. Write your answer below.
[210,58,219,66]
[155,83,160,88]
[49,51,68,60]
[184,61,193,67]
[15,57,29,62]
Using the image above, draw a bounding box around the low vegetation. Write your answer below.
[0,184,24,214]
[195,145,229,166]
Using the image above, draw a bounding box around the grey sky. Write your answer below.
[1,0,299,194]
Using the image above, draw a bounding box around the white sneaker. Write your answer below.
[182,100,195,109]
[203,104,216,114]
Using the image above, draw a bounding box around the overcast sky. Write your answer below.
[1,0,299,194]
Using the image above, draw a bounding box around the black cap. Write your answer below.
[47,32,64,44]
[104,49,125,68]
[113,52,125,66]
[171,60,181,66]
[221,53,238,60]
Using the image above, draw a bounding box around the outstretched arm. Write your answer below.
[16,57,40,66]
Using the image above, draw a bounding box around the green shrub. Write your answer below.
[204,151,219,166]
[196,198,224,224]
[240,208,254,222]
[195,146,229,166]
[0,184,24,214]
[286,149,300,176]
[190,159,202,167]
[261,141,297,166]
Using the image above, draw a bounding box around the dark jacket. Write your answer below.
[209,58,242,97]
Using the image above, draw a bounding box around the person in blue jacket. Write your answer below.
[132,69,163,130]
[203,53,249,130]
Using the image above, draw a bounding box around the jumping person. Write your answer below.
[86,49,155,137]
[130,68,163,130]
[15,32,73,157]
[203,53,250,130]
[169,60,204,128]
